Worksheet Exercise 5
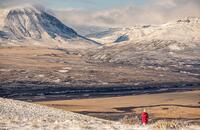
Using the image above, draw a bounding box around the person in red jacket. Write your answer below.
[141,109,149,126]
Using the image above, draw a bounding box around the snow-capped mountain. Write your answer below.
[88,17,200,45]
[0,6,100,48]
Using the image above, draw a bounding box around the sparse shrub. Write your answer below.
[120,114,140,125]
[32,123,40,128]
[151,120,190,130]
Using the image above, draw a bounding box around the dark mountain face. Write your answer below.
[38,11,78,39]
[114,35,129,43]
[0,31,8,39]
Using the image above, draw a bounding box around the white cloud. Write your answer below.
[56,0,200,27]
[0,0,44,8]
[0,0,199,27]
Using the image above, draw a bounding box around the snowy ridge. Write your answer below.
[89,17,200,45]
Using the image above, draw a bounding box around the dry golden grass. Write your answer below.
[37,90,200,121]
[151,120,190,130]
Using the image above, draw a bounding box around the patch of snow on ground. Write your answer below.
[37,74,45,78]
[168,44,183,51]
[58,70,69,73]
[0,69,11,72]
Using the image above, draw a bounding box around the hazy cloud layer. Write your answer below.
[0,0,45,8]
[56,0,200,27]
[0,0,199,27]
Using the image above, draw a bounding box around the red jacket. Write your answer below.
[141,112,148,124]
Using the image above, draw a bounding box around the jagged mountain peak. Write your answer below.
[6,5,56,18]
[8,5,40,13]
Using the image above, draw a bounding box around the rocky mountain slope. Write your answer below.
[0,6,100,48]
[86,39,200,76]
[86,17,200,76]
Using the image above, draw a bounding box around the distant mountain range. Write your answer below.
[0,6,199,50]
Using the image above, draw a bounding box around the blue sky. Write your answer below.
[46,0,147,10]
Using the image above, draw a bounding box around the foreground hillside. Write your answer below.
[0,98,200,130]
[0,97,140,130]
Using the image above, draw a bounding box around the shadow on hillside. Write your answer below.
[0,80,200,101]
